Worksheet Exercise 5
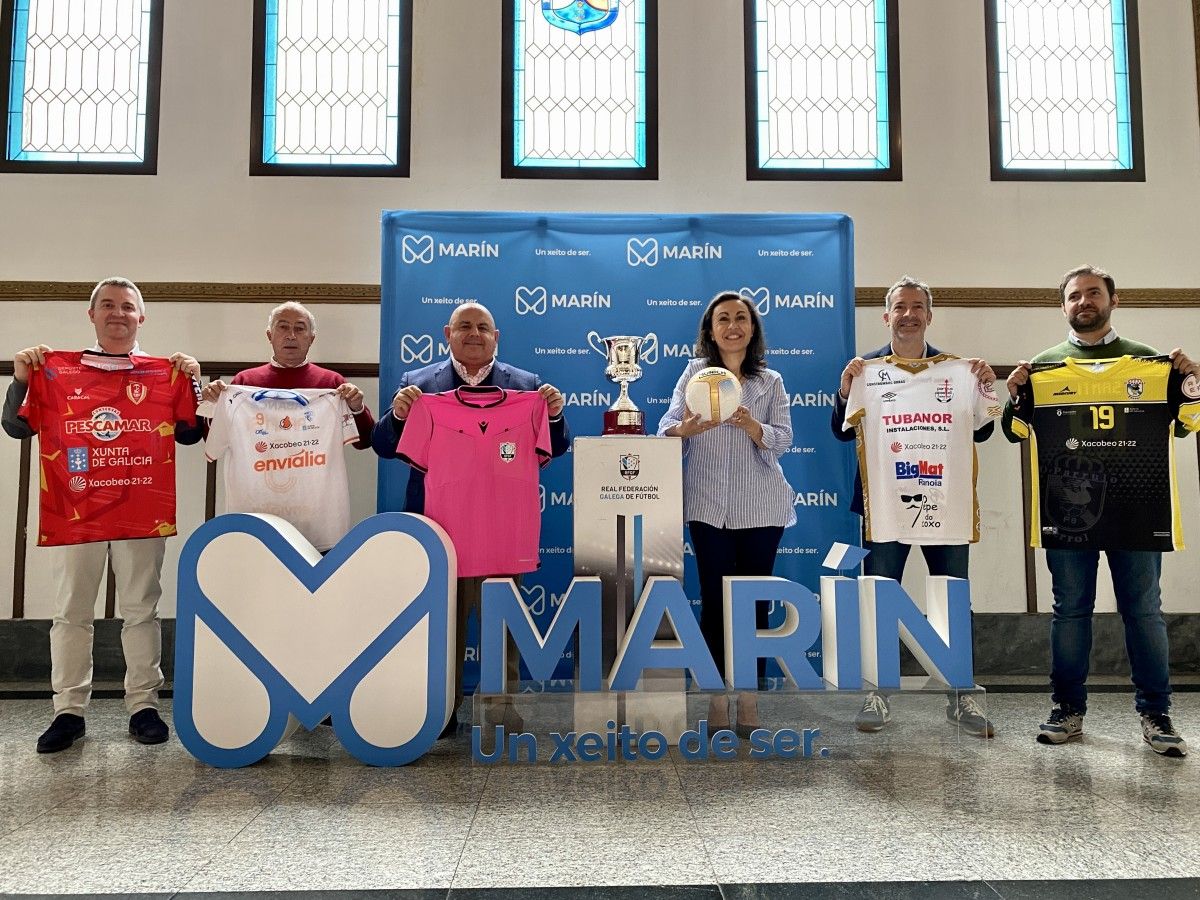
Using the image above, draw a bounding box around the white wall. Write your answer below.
[1,0,1199,619]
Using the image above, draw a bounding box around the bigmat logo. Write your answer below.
[176,514,975,767]
[401,234,500,264]
[174,513,456,767]
[514,285,613,316]
[626,237,723,267]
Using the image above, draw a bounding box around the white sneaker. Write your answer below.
[855,692,890,733]
[1037,705,1083,744]
[1141,712,1188,758]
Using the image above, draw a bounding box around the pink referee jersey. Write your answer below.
[397,386,552,577]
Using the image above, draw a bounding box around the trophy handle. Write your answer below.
[586,330,607,357]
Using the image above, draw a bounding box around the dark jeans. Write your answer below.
[863,541,969,580]
[1045,549,1170,715]
[688,521,785,682]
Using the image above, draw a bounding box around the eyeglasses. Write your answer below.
[900,494,925,503]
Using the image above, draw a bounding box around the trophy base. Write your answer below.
[603,409,645,436]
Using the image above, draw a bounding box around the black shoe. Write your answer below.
[36,713,85,753]
[129,709,170,745]
[438,711,459,740]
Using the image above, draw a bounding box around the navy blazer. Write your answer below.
[830,343,994,517]
[372,359,571,513]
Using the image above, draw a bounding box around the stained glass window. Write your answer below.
[1,0,163,173]
[251,0,412,175]
[503,0,658,179]
[745,0,900,179]
[986,0,1143,179]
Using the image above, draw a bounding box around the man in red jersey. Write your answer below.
[201,301,374,446]
[3,277,203,753]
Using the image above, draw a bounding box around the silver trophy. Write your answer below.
[587,332,657,435]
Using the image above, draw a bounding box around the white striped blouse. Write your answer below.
[656,358,796,530]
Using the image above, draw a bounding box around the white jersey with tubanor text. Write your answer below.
[844,355,1001,545]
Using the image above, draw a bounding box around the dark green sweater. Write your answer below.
[1001,334,1161,441]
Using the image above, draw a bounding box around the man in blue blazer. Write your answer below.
[372,302,570,736]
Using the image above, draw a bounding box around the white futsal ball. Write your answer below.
[685,367,742,423]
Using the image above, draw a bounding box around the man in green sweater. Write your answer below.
[1002,265,1199,757]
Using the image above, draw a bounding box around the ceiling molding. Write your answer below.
[1,281,1196,308]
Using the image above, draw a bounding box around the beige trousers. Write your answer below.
[50,538,166,716]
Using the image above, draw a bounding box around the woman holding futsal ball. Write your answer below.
[657,290,795,736]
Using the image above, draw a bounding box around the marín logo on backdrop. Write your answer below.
[514,285,612,316]
[401,234,500,265]
[538,484,574,512]
[790,392,837,407]
[739,286,835,315]
[398,334,449,365]
[626,237,723,267]
[795,490,838,507]
[564,391,612,407]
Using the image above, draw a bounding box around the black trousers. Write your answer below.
[688,521,785,681]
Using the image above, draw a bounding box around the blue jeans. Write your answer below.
[1045,549,1171,715]
[863,541,969,580]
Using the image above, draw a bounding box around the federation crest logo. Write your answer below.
[1045,454,1107,534]
[541,0,619,34]
[738,286,771,317]
[619,453,640,480]
[934,379,954,403]
[126,382,148,405]
[1125,378,1144,400]
[626,237,658,267]
[400,234,435,264]
[1183,374,1200,400]
[279,416,293,430]
[499,441,517,462]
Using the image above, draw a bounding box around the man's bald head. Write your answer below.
[445,303,499,375]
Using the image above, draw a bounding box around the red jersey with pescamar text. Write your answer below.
[397,387,551,577]
[19,351,199,546]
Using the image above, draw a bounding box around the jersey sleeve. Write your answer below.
[172,369,200,427]
[1172,369,1200,433]
[395,394,433,472]
[972,368,1003,429]
[843,363,867,430]
[531,393,552,467]
[1007,380,1035,440]
[337,395,359,445]
[17,368,45,434]
[204,392,234,462]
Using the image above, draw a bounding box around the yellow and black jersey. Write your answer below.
[1010,355,1200,551]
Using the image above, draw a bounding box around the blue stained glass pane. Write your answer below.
[511,0,649,170]
[6,0,154,164]
[995,0,1135,173]
[750,0,895,174]
[261,0,407,167]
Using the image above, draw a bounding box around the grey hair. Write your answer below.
[1058,265,1116,305]
[267,301,316,332]
[884,275,933,311]
[89,277,145,316]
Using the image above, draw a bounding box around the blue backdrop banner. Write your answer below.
[378,211,860,686]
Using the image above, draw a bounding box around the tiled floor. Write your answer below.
[0,691,1196,898]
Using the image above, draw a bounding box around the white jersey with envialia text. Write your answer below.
[205,386,358,551]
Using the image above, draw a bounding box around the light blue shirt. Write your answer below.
[657,358,796,529]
